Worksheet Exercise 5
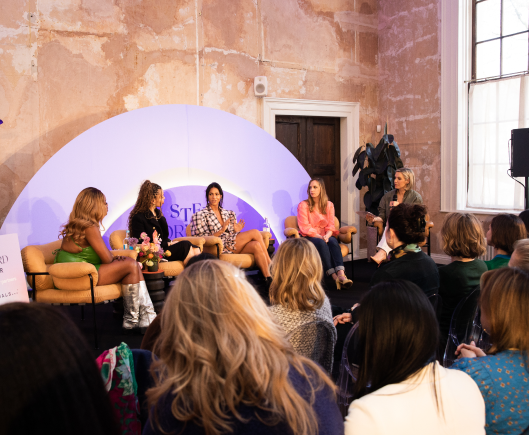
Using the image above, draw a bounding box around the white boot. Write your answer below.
[138,280,157,334]
[121,283,140,333]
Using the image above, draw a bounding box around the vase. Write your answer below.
[147,262,159,272]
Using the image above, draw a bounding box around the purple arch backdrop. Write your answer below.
[104,185,277,245]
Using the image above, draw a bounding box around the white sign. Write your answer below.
[0,234,29,305]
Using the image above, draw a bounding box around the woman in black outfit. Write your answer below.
[370,203,439,296]
[128,181,200,265]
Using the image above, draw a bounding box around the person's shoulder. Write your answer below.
[411,189,423,200]
[298,200,309,209]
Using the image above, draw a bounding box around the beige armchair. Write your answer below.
[21,240,137,348]
[185,224,272,270]
[283,216,357,277]
[371,215,434,255]
[109,230,205,277]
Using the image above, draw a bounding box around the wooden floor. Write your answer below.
[62,259,378,357]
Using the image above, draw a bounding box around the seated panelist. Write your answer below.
[367,167,423,265]
[55,187,156,333]
[129,181,200,266]
[190,182,271,280]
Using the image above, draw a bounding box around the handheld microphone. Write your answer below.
[392,194,397,202]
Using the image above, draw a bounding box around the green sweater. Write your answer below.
[484,254,510,270]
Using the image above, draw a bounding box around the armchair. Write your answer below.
[185,224,272,270]
[283,216,357,278]
[109,230,205,277]
[21,240,137,348]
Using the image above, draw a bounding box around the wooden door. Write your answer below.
[275,116,341,219]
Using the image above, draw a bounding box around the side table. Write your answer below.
[142,271,165,313]
[267,239,276,257]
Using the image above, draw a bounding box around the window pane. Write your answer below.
[476,0,501,42]
[503,0,529,36]
[476,40,501,78]
[503,33,529,74]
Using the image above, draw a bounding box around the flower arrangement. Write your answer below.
[135,231,170,269]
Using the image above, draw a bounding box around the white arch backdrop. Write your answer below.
[1,105,319,249]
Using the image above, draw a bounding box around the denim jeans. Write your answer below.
[305,236,344,276]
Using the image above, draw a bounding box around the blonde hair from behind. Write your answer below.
[511,239,529,271]
[441,213,487,258]
[147,260,335,435]
[60,187,106,244]
[480,267,529,354]
[306,178,329,213]
[396,167,415,191]
[270,238,325,311]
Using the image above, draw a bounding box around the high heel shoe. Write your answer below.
[335,275,353,290]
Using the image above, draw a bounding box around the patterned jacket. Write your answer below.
[190,205,238,253]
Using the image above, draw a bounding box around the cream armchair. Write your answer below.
[21,240,137,348]
[109,230,205,277]
[283,216,357,277]
[185,224,272,270]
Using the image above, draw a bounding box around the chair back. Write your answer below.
[443,286,480,367]
[469,307,492,351]
[337,321,360,418]
[286,320,336,374]
[21,240,62,290]
[428,293,443,321]
[186,223,192,236]
[109,230,126,250]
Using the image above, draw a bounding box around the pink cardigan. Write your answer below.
[297,200,339,238]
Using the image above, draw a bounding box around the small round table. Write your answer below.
[142,271,165,313]
[268,239,276,257]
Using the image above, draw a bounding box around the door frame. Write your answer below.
[262,97,360,259]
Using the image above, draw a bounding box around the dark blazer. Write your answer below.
[130,211,171,250]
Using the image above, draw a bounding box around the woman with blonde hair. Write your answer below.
[367,167,423,265]
[55,187,156,333]
[144,260,342,435]
[438,213,487,347]
[269,238,337,373]
[297,178,352,289]
[453,267,529,434]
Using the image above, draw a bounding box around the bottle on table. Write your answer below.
[263,218,271,233]
[123,230,130,250]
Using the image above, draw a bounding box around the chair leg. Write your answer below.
[428,232,431,257]
[32,275,37,302]
[350,240,354,280]
[89,274,98,350]
[81,305,85,321]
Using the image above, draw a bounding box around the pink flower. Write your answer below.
[139,252,144,257]
[138,262,143,269]
[140,232,148,240]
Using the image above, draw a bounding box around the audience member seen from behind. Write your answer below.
[128,180,201,265]
[55,187,156,333]
[190,182,272,282]
[0,303,119,435]
[344,280,485,435]
[367,167,423,265]
[145,260,343,435]
[269,238,337,373]
[518,209,529,234]
[452,267,529,435]
[369,203,439,296]
[297,178,352,289]
[509,239,529,271]
[438,213,487,348]
[485,214,527,270]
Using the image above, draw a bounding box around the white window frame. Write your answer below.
[441,0,525,215]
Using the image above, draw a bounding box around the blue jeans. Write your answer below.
[305,236,344,276]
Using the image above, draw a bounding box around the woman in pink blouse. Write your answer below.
[297,179,353,289]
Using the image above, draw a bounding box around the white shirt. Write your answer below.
[344,362,485,435]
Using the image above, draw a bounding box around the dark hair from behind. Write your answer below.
[206,182,224,208]
[490,213,527,254]
[0,303,119,435]
[185,252,218,268]
[387,203,428,245]
[353,280,439,401]
[519,210,529,234]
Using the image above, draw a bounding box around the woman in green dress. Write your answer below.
[55,187,156,334]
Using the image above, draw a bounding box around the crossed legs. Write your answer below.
[233,229,271,278]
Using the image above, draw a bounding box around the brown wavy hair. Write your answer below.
[147,260,335,435]
[489,213,527,255]
[441,213,486,258]
[59,188,107,244]
[128,180,162,233]
[306,178,329,213]
[480,267,529,356]
[270,238,325,311]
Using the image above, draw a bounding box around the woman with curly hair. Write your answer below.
[144,260,342,435]
[55,187,156,333]
[129,181,201,265]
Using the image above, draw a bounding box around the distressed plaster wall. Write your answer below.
[377,0,444,254]
[0,0,380,228]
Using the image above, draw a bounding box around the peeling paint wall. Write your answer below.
[377,0,443,254]
[0,0,380,228]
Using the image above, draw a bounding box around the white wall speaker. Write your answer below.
[254,76,268,97]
